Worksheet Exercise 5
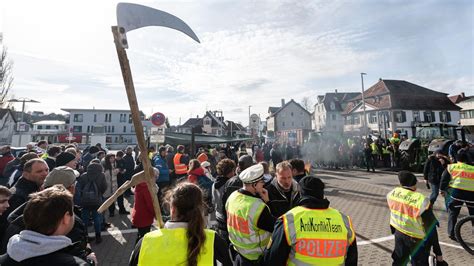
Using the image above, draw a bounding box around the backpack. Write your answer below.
[80,179,101,207]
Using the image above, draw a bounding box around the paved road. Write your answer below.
[90,168,473,265]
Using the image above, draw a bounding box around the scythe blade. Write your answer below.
[117,2,200,44]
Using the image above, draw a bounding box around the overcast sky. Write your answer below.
[1,0,472,125]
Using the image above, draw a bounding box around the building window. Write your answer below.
[282,122,285,127]
[413,111,420,122]
[123,126,127,133]
[394,111,406,123]
[291,112,294,117]
[128,114,133,123]
[37,125,43,129]
[104,113,112,122]
[120,114,126,122]
[423,111,435,122]
[369,112,377,124]
[72,126,82,133]
[439,111,451,122]
[353,114,360,125]
[94,114,97,122]
[87,126,90,133]
[204,118,211,125]
[330,102,335,110]
[73,114,83,122]
[112,126,115,133]
[332,114,336,121]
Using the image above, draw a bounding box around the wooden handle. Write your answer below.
[111,26,164,228]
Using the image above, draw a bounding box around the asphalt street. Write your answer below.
[90,168,473,265]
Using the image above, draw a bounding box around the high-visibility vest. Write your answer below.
[282,206,355,265]
[174,153,187,175]
[371,143,379,155]
[447,162,474,192]
[382,147,391,155]
[389,137,400,145]
[225,191,271,261]
[138,228,215,265]
[387,187,430,239]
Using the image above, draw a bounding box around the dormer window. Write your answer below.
[330,102,336,110]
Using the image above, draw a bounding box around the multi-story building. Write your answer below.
[177,117,203,134]
[202,111,227,136]
[177,111,246,137]
[31,120,67,143]
[342,79,461,138]
[266,99,312,145]
[61,108,148,149]
[0,109,17,145]
[458,97,474,135]
[313,90,360,134]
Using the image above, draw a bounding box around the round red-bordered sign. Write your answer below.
[151,112,166,126]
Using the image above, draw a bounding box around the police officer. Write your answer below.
[387,171,440,265]
[264,175,357,265]
[440,152,474,240]
[226,163,275,265]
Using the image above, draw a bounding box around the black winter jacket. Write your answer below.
[265,178,301,218]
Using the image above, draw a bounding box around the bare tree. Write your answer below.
[0,46,14,108]
[301,96,314,112]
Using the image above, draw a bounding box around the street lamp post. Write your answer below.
[8,98,40,146]
[360,73,368,138]
[248,105,252,134]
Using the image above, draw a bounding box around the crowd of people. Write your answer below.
[0,138,471,265]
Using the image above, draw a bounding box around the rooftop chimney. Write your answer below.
[461,92,465,98]
[281,99,285,106]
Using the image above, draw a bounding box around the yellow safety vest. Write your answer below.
[387,187,430,239]
[390,137,400,145]
[382,147,391,155]
[225,191,271,261]
[138,228,215,266]
[447,162,474,192]
[282,206,355,265]
[371,143,379,155]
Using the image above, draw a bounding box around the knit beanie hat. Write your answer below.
[56,152,76,167]
[299,175,325,199]
[398,171,417,187]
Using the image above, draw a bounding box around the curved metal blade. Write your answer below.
[117,2,200,43]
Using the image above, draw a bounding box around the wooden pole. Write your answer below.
[103,26,163,228]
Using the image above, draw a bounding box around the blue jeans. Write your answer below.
[82,208,102,235]
[429,182,440,205]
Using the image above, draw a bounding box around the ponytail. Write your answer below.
[167,182,206,266]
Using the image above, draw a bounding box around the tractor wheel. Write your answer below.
[400,150,411,170]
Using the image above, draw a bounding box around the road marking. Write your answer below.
[438,241,465,250]
[357,235,465,250]
[358,235,394,245]
[88,228,138,237]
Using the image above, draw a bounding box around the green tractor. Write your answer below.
[399,122,467,172]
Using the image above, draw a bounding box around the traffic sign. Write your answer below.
[151,112,166,127]
[150,134,165,143]
[65,136,76,141]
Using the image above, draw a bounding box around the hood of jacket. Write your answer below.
[189,167,205,176]
[7,230,73,262]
